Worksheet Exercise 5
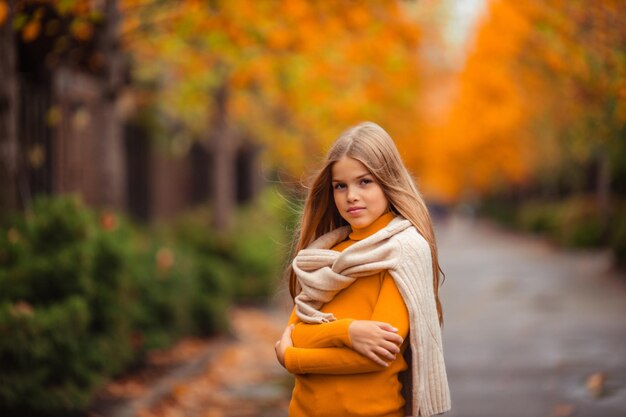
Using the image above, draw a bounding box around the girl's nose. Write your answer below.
[347,187,358,202]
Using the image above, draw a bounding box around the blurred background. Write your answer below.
[0,0,625,416]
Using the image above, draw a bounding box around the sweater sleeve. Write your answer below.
[285,271,410,374]
[288,307,355,349]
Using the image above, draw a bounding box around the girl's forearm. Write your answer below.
[284,346,384,375]
[291,319,354,348]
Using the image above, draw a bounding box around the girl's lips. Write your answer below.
[347,207,365,214]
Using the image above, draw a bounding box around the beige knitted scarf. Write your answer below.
[293,216,451,417]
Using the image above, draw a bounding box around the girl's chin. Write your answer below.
[345,217,374,229]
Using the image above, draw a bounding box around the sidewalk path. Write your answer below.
[93,307,292,417]
[438,216,626,417]
[140,307,291,417]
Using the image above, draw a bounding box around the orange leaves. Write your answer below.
[521,0,626,182]
[55,0,92,17]
[21,20,40,41]
[9,300,34,318]
[99,212,118,231]
[266,25,292,50]
[420,0,626,202]
[120,0,425,177]
[417,0,540,201]
[12,1,98,44]
[155,247,175,274]
[551,403,576,417]
[346,6,371,29]
[70,18,93,40]
[229,66,254,89]
[116,308,290,417]
[283,0,309,21]
[586,372,607,398]
[0,1,8,26]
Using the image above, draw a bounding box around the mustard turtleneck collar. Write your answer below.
[348,211,396,241]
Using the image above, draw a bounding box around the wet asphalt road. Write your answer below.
[437,216,626,417]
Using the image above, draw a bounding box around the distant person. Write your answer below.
[274,122,451,417]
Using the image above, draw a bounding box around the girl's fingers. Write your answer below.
[374,346,396,362]
[280,324,294,347]
[368,351,389,367]
[383,332,403,345]
[374,321,398,332]
[349,320,404,365]
[381,340,400,355]
[282,324,293,338]
[386,338,402,352]
[275,325,295,368]
[371,321,403,345]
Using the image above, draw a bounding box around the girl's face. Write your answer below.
[331,156,389,229]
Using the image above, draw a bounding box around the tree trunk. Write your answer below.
[597,144,610,240]
[95,0,126,210]
[0,1,20,219]
[211,82,235,233]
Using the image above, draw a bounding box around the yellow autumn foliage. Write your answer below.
[119,0,423,179]
[420,0,625,202]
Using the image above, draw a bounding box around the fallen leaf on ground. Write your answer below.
[551,403,575,417]
[586,372,606,398]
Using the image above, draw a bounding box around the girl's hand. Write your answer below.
[275,324,295,368]
[348,320,403,367]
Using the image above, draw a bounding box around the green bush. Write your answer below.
[170,186,293,304]
[481,195,610,250]
[518,201,560,235]
[230,187,293,302]
[189,251,233,333]
[0,197,133,415]
[517,197,604,248]
[555,196,604,248]
[0,297,96,415]
[477,199,514,227]
[0,187,294,415]
[479,191,626,267]
[0,195,234,415]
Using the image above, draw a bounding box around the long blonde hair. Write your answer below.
[287,122,445,325]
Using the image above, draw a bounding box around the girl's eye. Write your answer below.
[360,178,372,185]
[334,183,346,190]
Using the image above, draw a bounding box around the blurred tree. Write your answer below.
[0,0,128,218]
[423,0,626,214]
[119,0,423,229]
[95,0,127,211]
[420,0,535,201]
[524,0,626,226]
[0,0,19,218]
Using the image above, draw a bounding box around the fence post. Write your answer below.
[0,0,20,219]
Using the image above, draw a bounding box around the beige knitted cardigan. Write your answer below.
[293,216,451,417]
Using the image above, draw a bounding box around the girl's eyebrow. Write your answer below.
[331,173,371,183]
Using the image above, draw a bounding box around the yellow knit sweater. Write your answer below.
[285,212,410,417]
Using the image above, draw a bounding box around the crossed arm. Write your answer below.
[275,272,409,374]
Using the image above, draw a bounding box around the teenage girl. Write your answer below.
[275,122,451,417]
